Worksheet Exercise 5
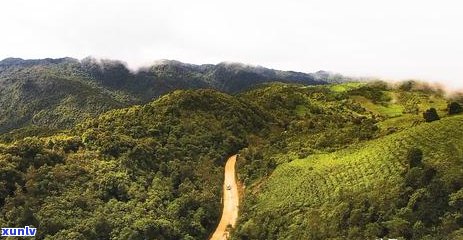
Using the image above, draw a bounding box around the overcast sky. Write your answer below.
[0,0,462,89]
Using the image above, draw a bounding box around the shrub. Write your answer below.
[423,108,440,122]
[448,102,463,115]
[407,148,423,168]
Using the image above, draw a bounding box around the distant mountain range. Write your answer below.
[0,57,349,133]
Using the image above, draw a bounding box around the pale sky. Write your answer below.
[0,0,462,89]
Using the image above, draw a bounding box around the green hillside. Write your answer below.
[235,116,463,239]
[0,89,271,239]
[232,81,463,240]
[0,58,135,135]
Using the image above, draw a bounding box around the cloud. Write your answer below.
[0,0,462,89]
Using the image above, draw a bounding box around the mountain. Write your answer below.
[0,57,341,135]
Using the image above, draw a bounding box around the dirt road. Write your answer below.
[210,155,239,240]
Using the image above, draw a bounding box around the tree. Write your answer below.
[449,189,463,211]
[423,108,440,122]
[383,217,412,239]
[448,102,463,115]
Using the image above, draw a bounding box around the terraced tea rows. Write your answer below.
[255,115,463,213]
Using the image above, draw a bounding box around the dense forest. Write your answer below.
[1,60,463,239]
[0,89,274,239]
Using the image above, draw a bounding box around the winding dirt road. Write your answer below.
[210,155,239,240]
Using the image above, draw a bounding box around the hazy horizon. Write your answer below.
[1,0,462,89]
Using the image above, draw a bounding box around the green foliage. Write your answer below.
[0,58,132,134]
[348,81,392,103]
[0,125,59,143]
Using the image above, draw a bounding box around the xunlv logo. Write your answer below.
[1,226,37,237]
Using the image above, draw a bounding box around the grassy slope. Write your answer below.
[328,82,365,93]
[259,115,463,209]
[351,95,404,117]
[234,82,460,239]
[239,115,463,239]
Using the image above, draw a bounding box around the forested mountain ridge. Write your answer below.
[0,57,343,135]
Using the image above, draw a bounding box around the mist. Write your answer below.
[0,0,462,90]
